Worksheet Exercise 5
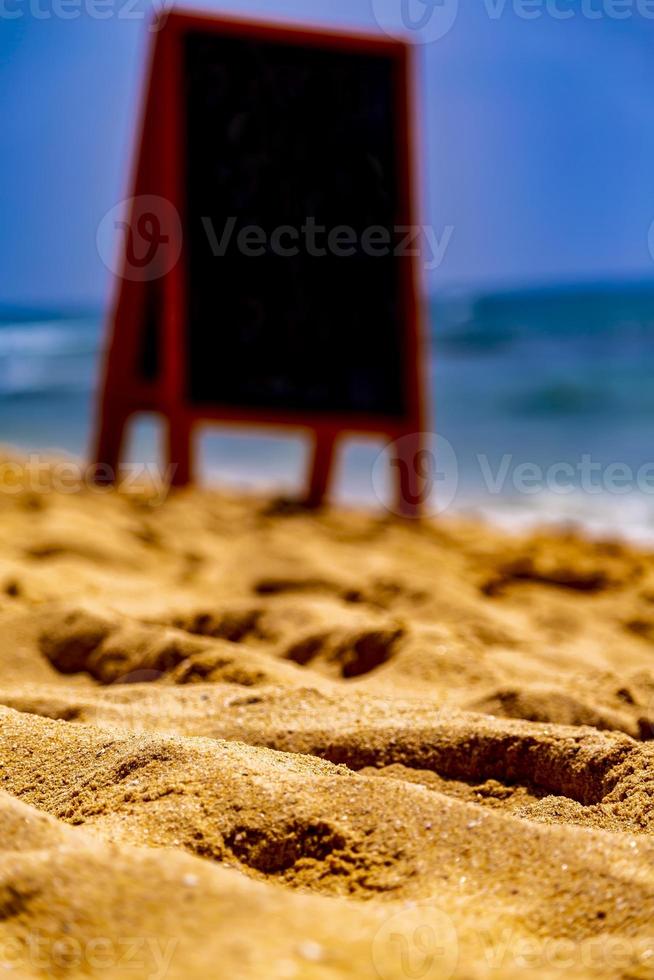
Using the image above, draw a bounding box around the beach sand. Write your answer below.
[1,454,654,978]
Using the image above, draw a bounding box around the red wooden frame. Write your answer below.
[93,9,428,515]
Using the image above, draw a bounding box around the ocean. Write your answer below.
[3,282,654,540]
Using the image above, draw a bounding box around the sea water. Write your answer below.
[2,282,654,540]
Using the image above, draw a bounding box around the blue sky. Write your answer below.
[1,0,654,307]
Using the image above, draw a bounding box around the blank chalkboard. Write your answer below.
[96,14,423,507]
[183,30,407,418]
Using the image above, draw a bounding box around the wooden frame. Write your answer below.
[93,9,427,514]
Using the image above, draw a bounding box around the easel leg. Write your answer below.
[305,431,337,509]
[167,414,193,487]
[91,404,129,485]
[393,431,425,519]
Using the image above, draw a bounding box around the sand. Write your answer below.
[1,454,654,978]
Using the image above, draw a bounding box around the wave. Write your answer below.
[0,318,101,398]
[434,282,654,353]
[4,287,654,546]
[452,487,654,545]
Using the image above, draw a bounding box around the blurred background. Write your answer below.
[2,2,654,535]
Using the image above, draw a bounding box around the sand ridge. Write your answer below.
[1,455,654,977]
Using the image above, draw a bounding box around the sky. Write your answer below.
[1,0,654,308]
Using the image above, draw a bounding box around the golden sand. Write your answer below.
[1,455,654,978]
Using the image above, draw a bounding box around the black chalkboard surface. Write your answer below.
[184,31,405,417]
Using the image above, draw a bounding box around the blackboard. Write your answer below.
[95,12,425,511]
[184,31,406,417]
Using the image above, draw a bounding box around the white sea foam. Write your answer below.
[0,319,100,396]
[449,488,654,545]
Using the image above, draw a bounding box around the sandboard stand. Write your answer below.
[92,11,428,519]
[94,404,424,517]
